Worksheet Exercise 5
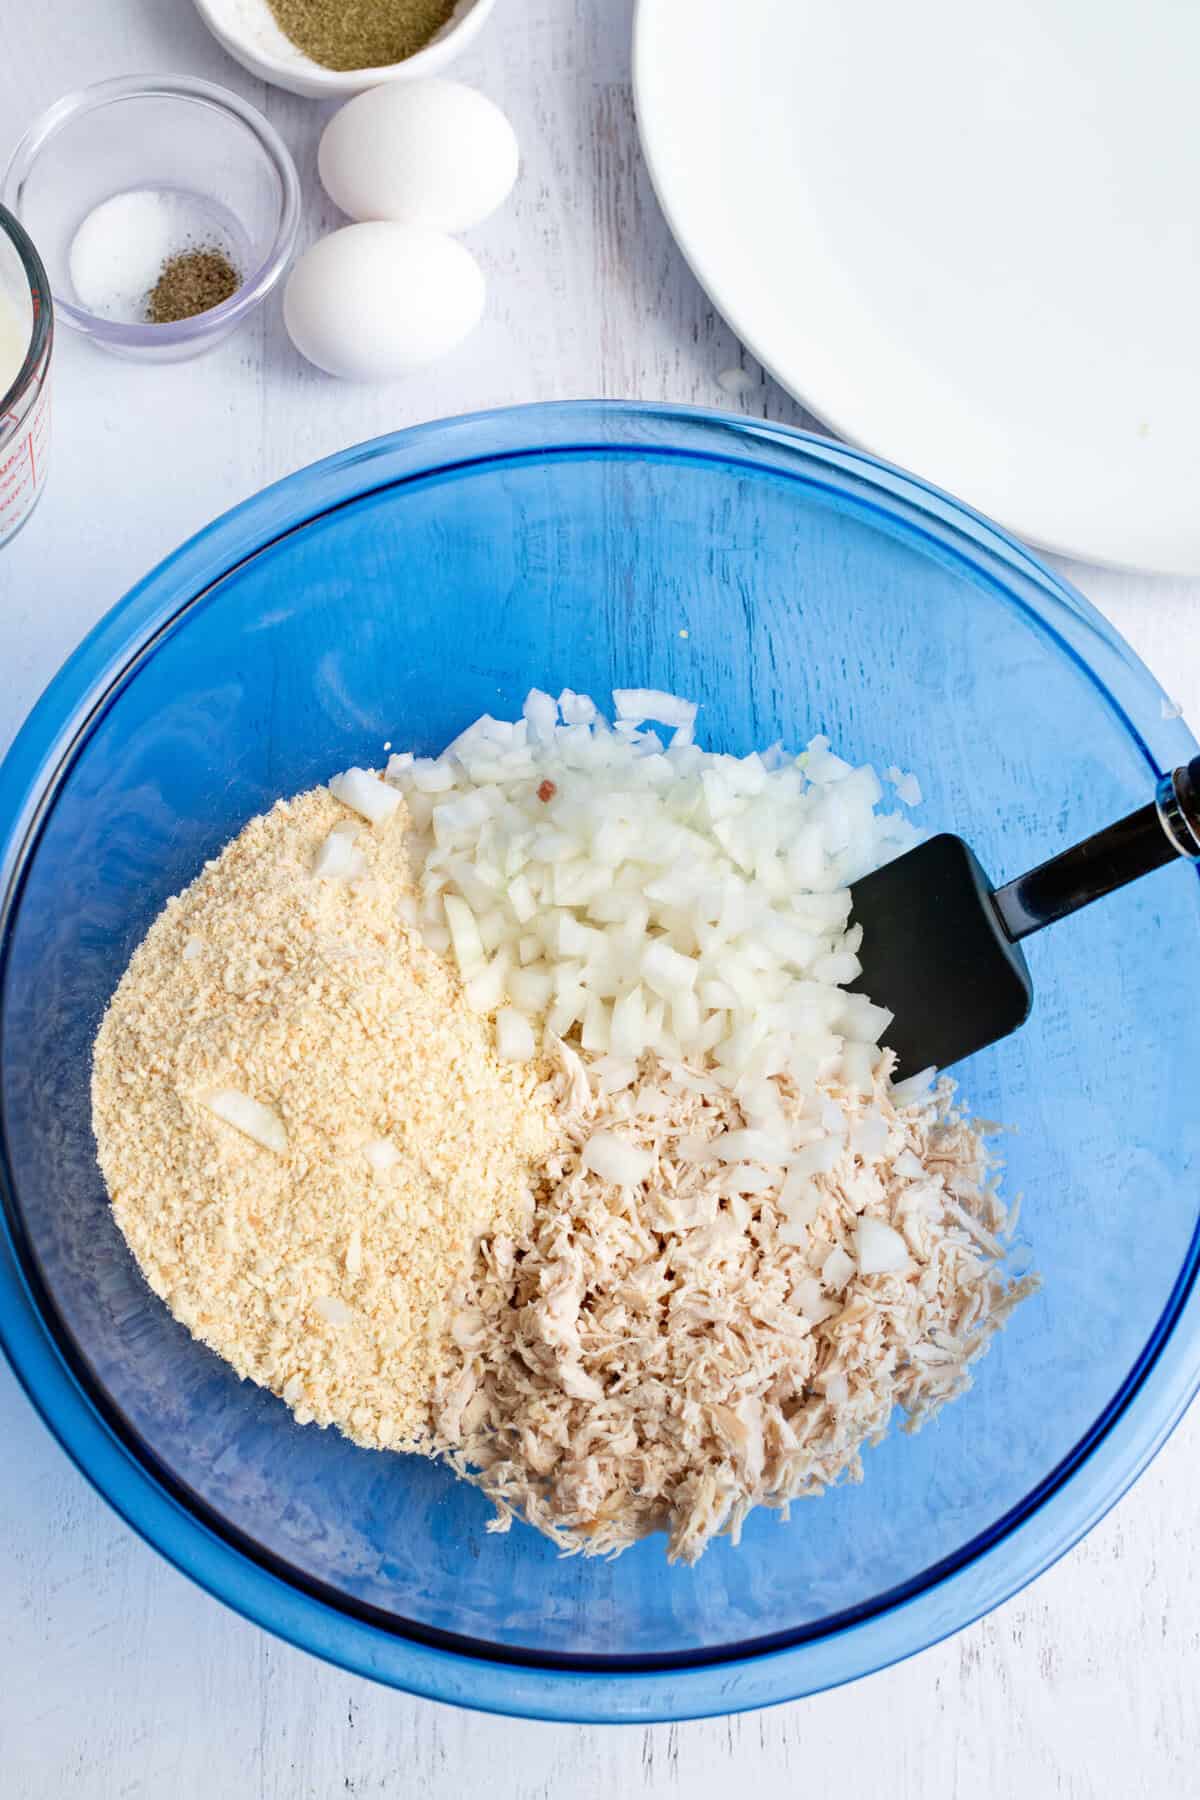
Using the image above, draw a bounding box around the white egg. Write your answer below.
[318,79,519,235]
[283,223,485,381]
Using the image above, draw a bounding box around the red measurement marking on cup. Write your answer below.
[0,375,50,542]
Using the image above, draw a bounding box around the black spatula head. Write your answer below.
[848,758,1199,1079]
[849,834,1032,1079]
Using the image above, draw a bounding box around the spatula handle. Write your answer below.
[993,756,1200,943]
[1159,756,1200,860]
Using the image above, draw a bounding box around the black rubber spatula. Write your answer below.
[850,756,1200,1078]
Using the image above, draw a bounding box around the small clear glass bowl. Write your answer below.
[2,76,300,363]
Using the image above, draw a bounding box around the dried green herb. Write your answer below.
[265,0,459,72]
[146,249,241,325]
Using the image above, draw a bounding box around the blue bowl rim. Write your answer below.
[0,399,1197,1722]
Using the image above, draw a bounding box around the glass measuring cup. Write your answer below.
[0,204,52,547]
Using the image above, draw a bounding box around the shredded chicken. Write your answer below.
[432,1041,1038,1563]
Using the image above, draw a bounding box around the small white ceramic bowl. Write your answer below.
[193,0,498,99]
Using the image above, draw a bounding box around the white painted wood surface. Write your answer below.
[1,2,1198,1793]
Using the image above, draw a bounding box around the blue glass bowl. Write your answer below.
[0,404,1197,1722]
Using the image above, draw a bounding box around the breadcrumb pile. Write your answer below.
[434,1040,1038,1562]
[92,787,552,1452]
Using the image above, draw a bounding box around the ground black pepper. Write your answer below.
[145,248,241,325]
[265,0,459,72]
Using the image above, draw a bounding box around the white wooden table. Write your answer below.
[2,3,1198,1794]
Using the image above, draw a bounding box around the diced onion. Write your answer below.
[887,766,924,807]
[200,1089,288,1154]
[717,1163,777,1195]
[329,767,403,826]
[793,1275,837,1324]
[612,688,699,733]
[780,1169,822,1224]
[891,1066,937,1106]
[840,1043,877,1095]
[855,1214,910,1275]
[610,983,647,1059]
[778,1219,810,1247]
[850,1109,890,1161]
[790,1136,839,1177]
[582,1131,654,1186]
[523,688,559,743]
[558,688,598,726]
[314,1295,353,1326]
[409,757,456,793]
[313,829,367,880]
[382,690,924,1110]
[496,1007,536,1062]
[364,1138,401,1174]
[641,938,698,997]
[711,1127,791,1165]
[443,894,485,976]
[464,953,510,1013]
[822,1245,856,1291]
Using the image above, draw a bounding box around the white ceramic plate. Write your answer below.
[634,0,1200,573]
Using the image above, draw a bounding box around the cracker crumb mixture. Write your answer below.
[91,787,552,1451]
